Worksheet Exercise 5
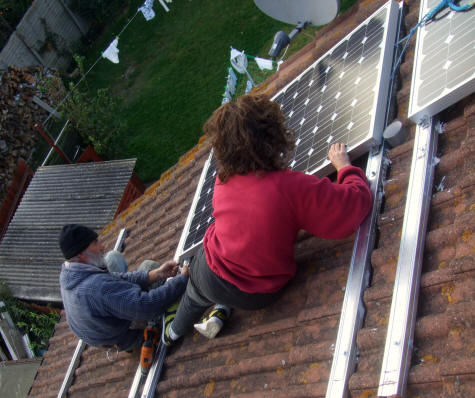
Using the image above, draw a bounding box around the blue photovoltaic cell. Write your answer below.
[409,0,475,122]
[178,1,398,256]
[182,155,217,252]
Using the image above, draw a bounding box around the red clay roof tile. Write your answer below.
[28,0,474,397]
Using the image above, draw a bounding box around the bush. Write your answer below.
[0,281,60,356]
[61,83,126,158]
[35,56,126,159]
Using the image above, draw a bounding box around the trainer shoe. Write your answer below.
[194,307,230,339]
[161,301,179,346]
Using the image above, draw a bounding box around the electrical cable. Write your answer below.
[390,0,473,82]
[278,44,290,63]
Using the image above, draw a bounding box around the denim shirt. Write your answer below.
[59,261,187,348]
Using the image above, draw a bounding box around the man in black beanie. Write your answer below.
[58,224,188,351]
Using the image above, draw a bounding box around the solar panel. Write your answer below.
[408,0,475,123]
[272,0,399,176]
[175,152,216,258]
[176,0,399,260]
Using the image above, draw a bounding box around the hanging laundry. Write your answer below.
[255,57,274,71]
[158,0,170,12]
[227,67,237,85]
[245,79,253,94]
[230,47,248,74]
[139,0,156,21]
[102,38,120,64]
[222,90,232,104]
[226,68,237,94]
[226,78,236,95]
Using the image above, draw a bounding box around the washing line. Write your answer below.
[42,0,170,126]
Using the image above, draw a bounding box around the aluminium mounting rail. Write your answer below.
[57,338,86,398]
[140,342,168,398]
[325,2,404,397]
[58,228,127,398]
[128,224,189,398]
[325,144,389,398]
[127,339,168,398]
[378,119,438,396]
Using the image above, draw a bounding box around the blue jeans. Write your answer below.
[105,250,160,275]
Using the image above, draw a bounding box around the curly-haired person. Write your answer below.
[162,94,373,344]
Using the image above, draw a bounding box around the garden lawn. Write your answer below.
[83,0,357,182]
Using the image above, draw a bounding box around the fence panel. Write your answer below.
[0,0,89,70]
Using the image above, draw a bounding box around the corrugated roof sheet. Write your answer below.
[0,159,136,302]
[27,1,475,397]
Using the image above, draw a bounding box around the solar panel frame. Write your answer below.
[176,0,399,261]
[174,151,215,260]
[408,0,475,123]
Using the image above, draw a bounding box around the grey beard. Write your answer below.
[85,250,107,270]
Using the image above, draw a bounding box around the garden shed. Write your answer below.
[0,159,138,302]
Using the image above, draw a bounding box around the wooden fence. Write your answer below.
[0,0,89,70]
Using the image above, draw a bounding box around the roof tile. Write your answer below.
[28,1,475,397]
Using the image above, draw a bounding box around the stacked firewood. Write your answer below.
[0,66,63,204]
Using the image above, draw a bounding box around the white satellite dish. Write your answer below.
[254,0,340,26]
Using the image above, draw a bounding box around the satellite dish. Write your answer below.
[254,0,340,26]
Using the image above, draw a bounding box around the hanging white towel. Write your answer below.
[102,38,120,64]
[255,57,274,71]
[139,0,155,21]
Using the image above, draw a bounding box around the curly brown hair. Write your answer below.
[204,94,295,183]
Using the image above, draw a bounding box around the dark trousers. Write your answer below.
[172,247,284,336]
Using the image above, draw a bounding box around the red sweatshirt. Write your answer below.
[203,165,372,294]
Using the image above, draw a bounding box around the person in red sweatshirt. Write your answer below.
[162,94,372,345]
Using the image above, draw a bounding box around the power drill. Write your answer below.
[140,324,159,375]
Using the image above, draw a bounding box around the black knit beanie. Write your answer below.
[59,224,98,259]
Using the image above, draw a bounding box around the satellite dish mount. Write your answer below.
[254,0,340,58]
[268,21,309,58]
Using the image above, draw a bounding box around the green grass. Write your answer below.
[80,0,358,182]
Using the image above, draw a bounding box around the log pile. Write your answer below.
[0,66,63,204]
